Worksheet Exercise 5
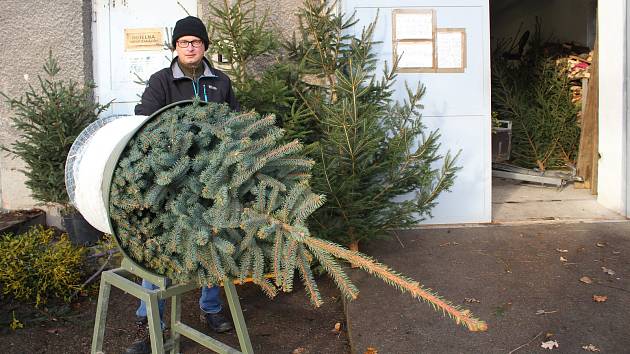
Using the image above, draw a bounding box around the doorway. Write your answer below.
[489,0,624,223]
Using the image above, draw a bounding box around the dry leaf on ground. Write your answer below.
[541,340,559,350]
[592,295,608,302]
[580,276,593,284]
[333,322,341,332]
[45,328,64,334]
[560,256,568,262]
[292,347,307,354]
[596,242,606,247]
[364,347,378,354]
[465,297,481,303]
[582,344,600,352]
[556,249,569,253]
[536,309,558,315]
[601,267,616,275]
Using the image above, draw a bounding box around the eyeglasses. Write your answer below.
[176,39,203,48]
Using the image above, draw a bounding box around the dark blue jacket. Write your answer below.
[134,57,240,115]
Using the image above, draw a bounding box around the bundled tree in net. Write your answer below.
[109,101,486,331]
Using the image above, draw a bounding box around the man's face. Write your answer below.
[175,35,205,67]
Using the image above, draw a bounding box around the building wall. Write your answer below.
[598,0,627,214]
[0,0,92,213]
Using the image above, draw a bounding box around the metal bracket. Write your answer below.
[492,163,583,188]
[91,258,254,354]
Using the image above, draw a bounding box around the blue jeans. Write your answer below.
[136,279,223,320]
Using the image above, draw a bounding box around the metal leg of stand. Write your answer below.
[170,293,181,354]
[90,265,254,354]
[91,276,112,354]
[224,282,254,354]
[146,291,165,354]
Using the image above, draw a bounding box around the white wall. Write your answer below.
[598,0,627,214]
[92,0,197,115]
[342,0,492,224]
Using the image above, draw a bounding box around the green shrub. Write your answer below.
[0,225,86,307]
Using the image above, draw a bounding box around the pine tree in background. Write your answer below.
[2,50,109,208]
[208,0,460,250]
[492,21,581,171]
[286,1,460,249]
[206,0,318,142]
[109,101,486,331]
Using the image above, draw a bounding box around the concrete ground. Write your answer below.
[345,180,629,353]
[492,177,625,223]
[345,221,630,354]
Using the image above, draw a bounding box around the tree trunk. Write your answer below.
[348,240,359,268]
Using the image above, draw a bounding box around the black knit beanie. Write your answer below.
[172,16,209,50]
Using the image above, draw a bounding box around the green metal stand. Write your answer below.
[91,258,254,354]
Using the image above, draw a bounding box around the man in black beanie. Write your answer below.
[128,15,237,354]
[134,15,239,116]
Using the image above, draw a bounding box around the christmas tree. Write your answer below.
[109,101,486,331]
[492,21,581,170]
[286,1,460,249]
[2,50,109,208]
[206,0,460,250]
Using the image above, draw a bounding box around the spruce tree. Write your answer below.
[207,0,460,250]
[492,22,581,170]
[2,50,109,208]
[286,1,459,249]
[206,0,317,140]
[109,101,486,331]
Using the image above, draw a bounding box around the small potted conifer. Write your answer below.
[1,50,109,245]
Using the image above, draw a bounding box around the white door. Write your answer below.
[341,0,491,224]
[92,0,197,115]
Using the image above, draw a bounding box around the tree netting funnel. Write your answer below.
[66,100,488,332]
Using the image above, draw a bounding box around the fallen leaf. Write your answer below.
[592,295,608,302]
[464,297,481,303]
[580,276,593,284]
[582,344,600,352]
[364,347,378,354]
[596,242,606,247]
[45,328,64,335]
[536,309,558,315]
[601,267,616,275]
[333,322,341,332]
[560,256,568,262]
[612,250,621,255]
[541,340,559,350]
[292,347,307,354]
[556,248,569,253]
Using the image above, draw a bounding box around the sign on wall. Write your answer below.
[124,28,164,51]
[392,9,467,73]
[93,0,197,115]
[343,0,491,224]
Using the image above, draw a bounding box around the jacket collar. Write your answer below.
[171,57,217,80]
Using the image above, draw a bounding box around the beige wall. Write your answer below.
[0,0,92,213]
